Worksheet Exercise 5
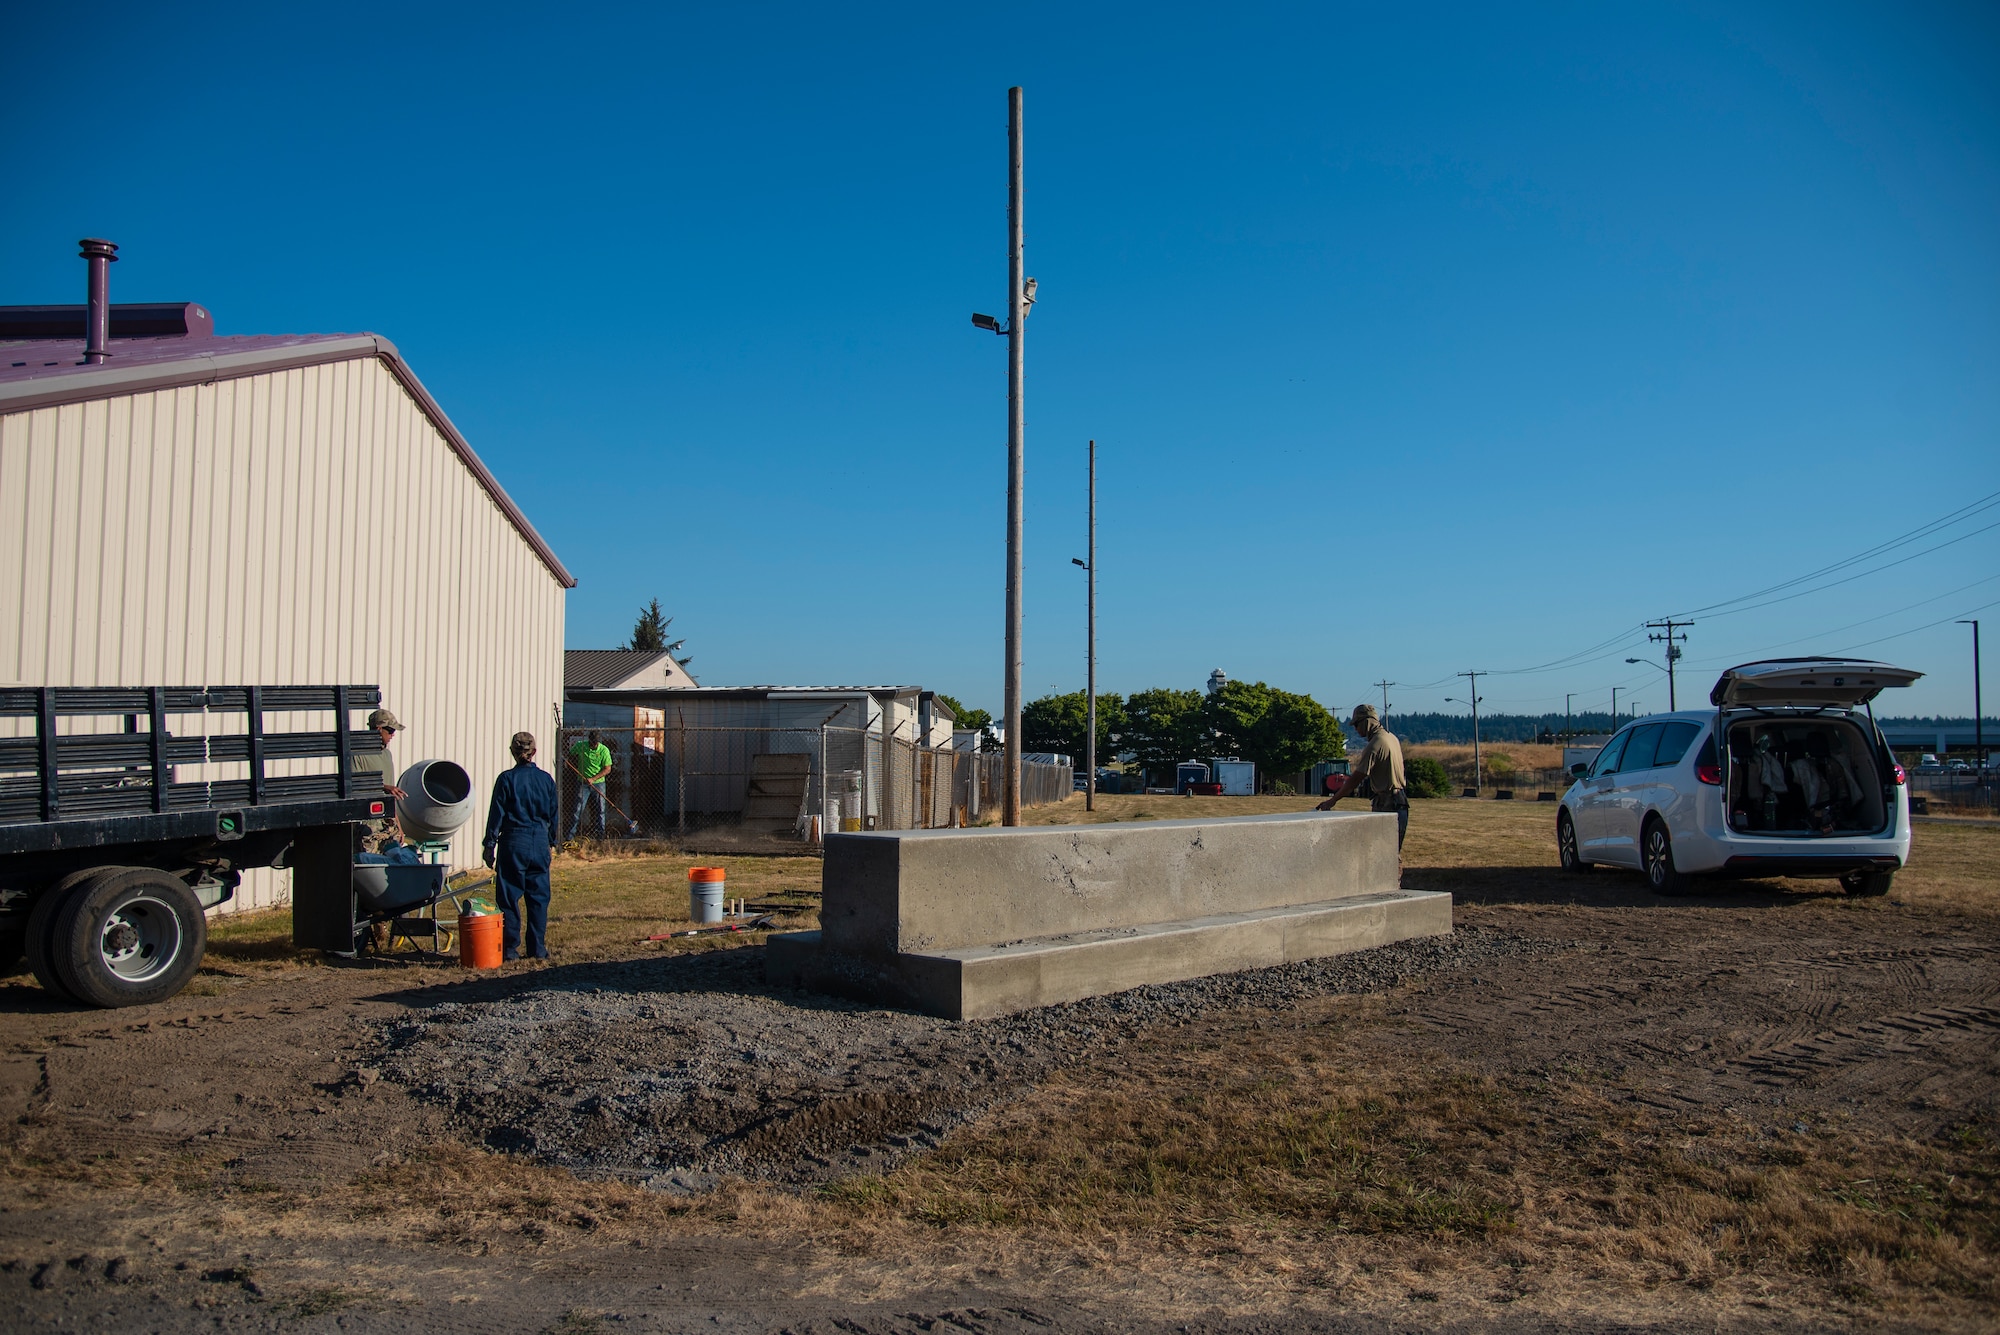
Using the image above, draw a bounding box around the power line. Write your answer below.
[1669,488,2000,618]
[1368,493,2000,700]
[1692,518,2000,622]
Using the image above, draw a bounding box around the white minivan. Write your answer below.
[1556,658,1920,896]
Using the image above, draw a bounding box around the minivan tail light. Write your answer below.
[1694,762,1722,786]
[1892,763,1907,786]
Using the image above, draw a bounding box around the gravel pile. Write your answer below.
[372,926,1567,1190]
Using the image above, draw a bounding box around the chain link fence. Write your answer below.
[1908,773,1999,814]
[553,725,1073,851]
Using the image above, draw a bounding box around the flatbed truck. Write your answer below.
[0,685,391,1007]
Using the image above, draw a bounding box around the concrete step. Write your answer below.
[768,888,1450,1020]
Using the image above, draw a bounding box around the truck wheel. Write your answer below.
[49,868,207,1008]
[1643,819,1689,895]
[1842,870,1895,897]
[24,868,109,1001]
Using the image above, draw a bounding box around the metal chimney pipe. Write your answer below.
[79,238,119,364]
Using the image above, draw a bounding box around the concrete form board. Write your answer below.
[0,357,566,910]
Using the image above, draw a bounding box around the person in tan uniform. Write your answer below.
[1317,703,1409,847]
[352,707,409,855]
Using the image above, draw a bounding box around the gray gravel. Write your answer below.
[372,926,1569,1189]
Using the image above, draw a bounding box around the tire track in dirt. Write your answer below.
[1726,1004,2000,1086]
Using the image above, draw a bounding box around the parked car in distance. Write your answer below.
[1945,759,1973,773]
[1917,754,1944,773]
[1556,658,1918,897]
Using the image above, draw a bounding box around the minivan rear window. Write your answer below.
[1653,721,1700,769]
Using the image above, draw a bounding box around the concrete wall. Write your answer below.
[0,355,567,909]
[778,811,1442,1018]
[821,812,1403,957]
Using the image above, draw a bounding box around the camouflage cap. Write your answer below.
[366,708,402,732]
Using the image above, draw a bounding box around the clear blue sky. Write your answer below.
[6,2,1997,720]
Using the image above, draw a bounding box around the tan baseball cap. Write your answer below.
[367,708,402,732]
[1351,703,1378,725]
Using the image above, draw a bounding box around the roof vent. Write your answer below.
[79,238,117,365]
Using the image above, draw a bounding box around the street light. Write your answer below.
[1067,441,1099,810]
[1625,657,1672,708]
[1960,619,1984,774]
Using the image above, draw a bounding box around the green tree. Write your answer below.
[1403,754,1452,798]
[1201,680,1345,779]
[934,694,1000,752]
[626,598,692,667]
[1123,687,1209,785]
[935,694,992,734]
[1021,691,1127,761]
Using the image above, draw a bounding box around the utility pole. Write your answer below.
[1373,680,1394,721]
[1646,618,1692,711]
[1082,441,1097,811]
[1003,86,1026,825]
[1565,693,1574,748]
[1457,671,1483,792]
[1611,686,1620,729]
[1961,620,1983,770]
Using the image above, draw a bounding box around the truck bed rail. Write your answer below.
[0,685,388,841]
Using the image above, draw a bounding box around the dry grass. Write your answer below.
[188,849,824,987]
[816,994,2000,1318]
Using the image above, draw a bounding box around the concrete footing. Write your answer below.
[766,811,1451,1019]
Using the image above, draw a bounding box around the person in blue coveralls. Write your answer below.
[482,731,560,961]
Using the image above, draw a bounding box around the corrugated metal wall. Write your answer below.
[0,355,567,910]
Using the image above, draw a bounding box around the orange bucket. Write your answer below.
[458,910,503,968]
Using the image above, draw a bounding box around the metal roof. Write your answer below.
[564,650,696,690]
[0,333,575,588]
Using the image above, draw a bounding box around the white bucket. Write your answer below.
[688,870,726,924]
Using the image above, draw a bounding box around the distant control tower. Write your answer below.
[1206,668,1228,695]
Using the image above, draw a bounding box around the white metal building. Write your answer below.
[1,302,573,910]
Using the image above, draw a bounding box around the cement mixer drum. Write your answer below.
[395,759,476,843]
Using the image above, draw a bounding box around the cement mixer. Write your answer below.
[352,759,477,918]
[393,758,477,842]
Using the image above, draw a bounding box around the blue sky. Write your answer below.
[5,2,1997,720]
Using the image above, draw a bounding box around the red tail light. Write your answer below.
[369,800,386,814]
[1893,763,1906,786]
[1694,762,1722,786]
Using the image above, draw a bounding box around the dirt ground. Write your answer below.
[1,797,1995,1334]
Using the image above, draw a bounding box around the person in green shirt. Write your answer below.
[565,729,614,839]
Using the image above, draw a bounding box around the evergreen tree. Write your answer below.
[626,599,692,667]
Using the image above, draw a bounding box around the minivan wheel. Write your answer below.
[1557,812,1588,872]
[1842,870,1894,898]
[1643,819,1689,895]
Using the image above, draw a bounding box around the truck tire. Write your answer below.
[49,867,207,1008]
[24,867,109,1001]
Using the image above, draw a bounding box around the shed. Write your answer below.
[0,269,572,910]
[564,649,698,692]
